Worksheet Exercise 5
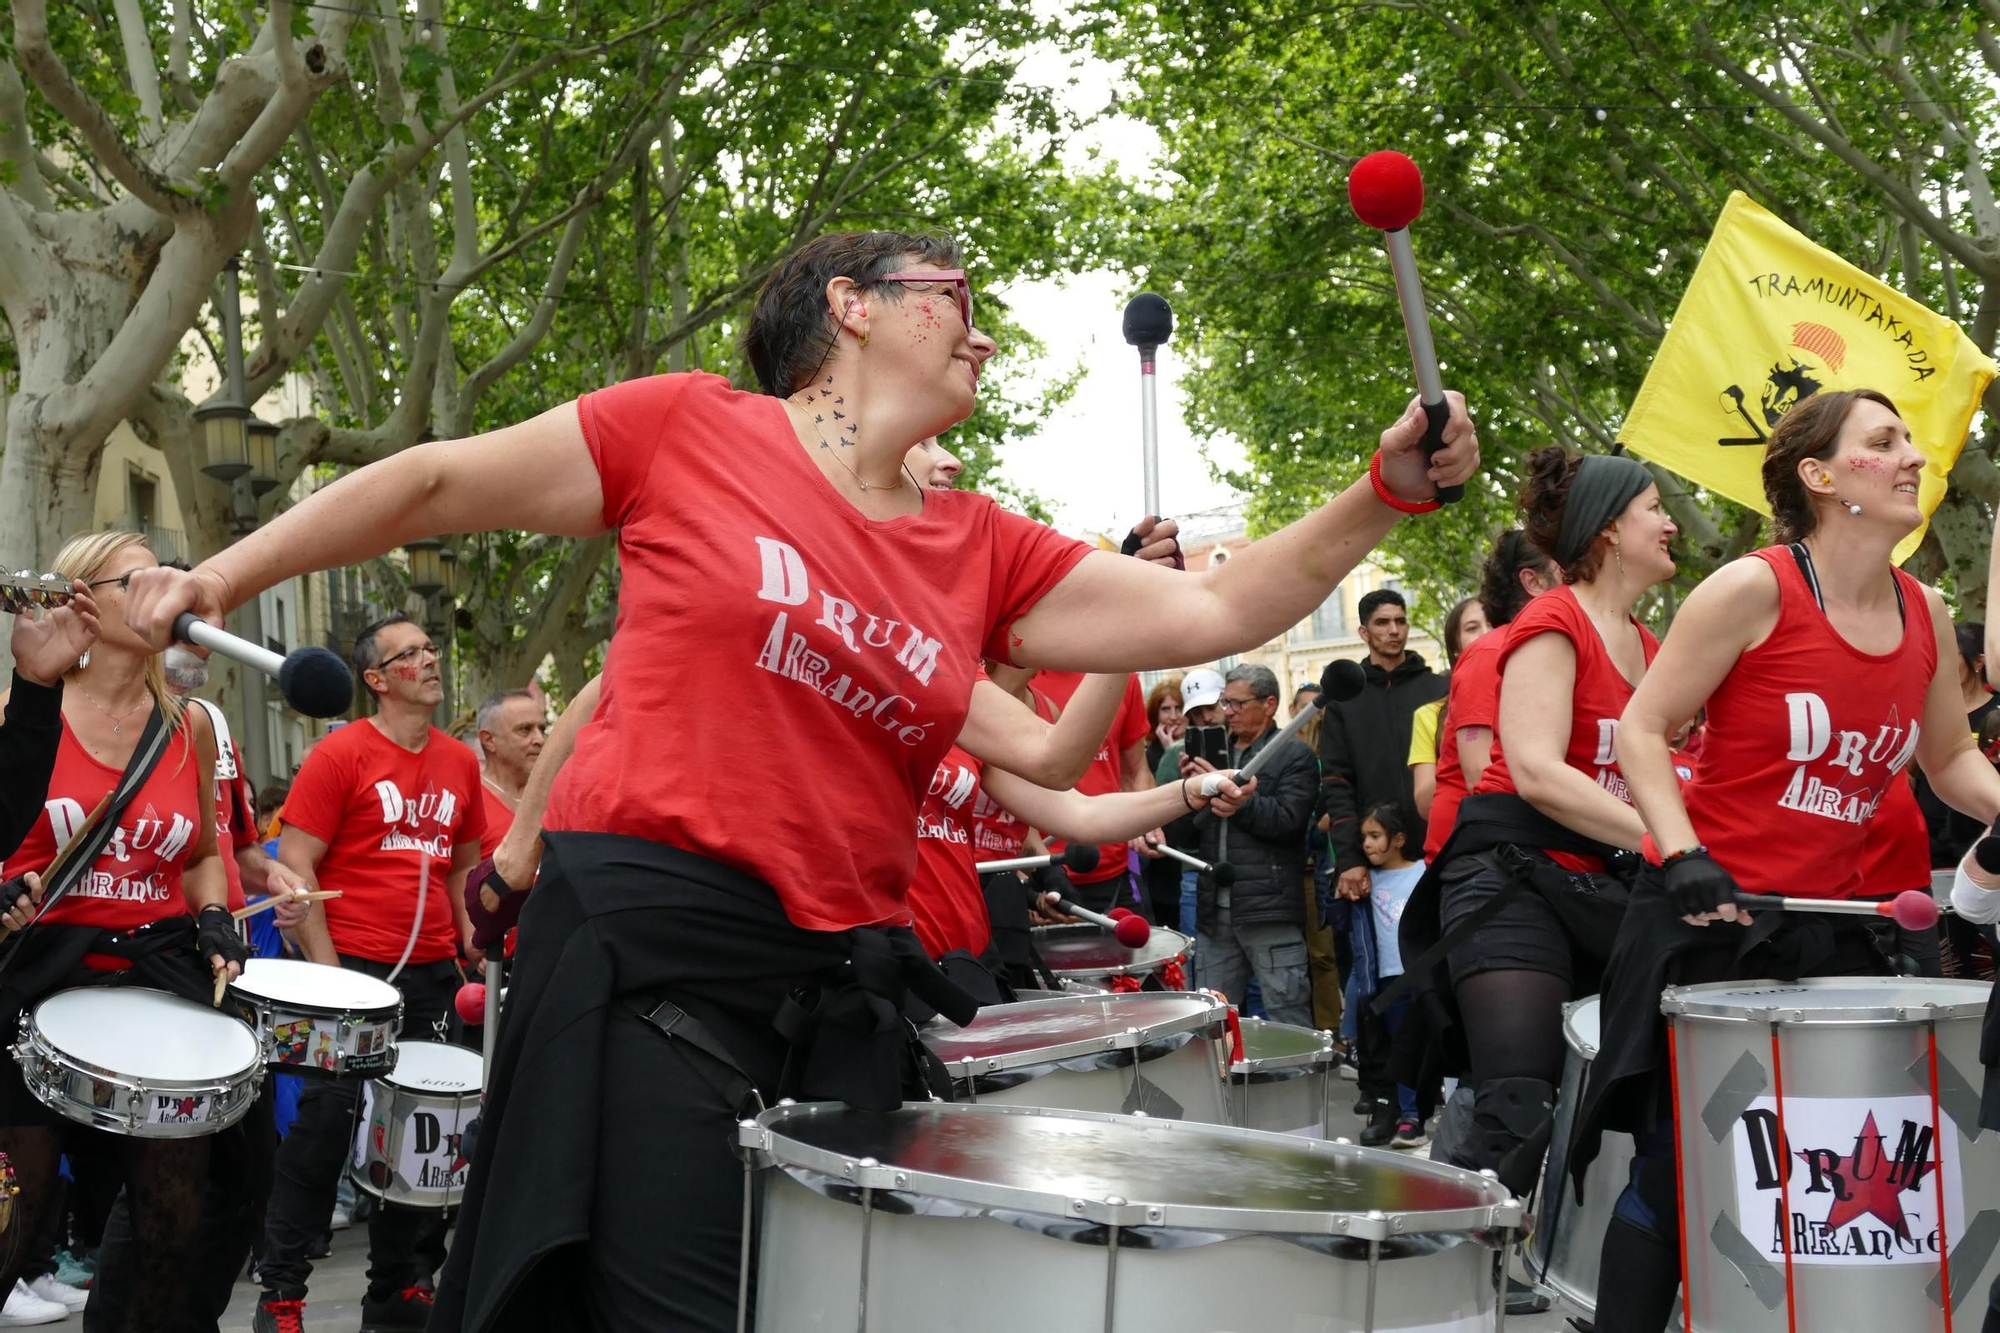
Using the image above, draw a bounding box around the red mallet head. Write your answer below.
[1885,889,1940,933]
[1347,150,1425,232]
[453,982,487,1026]
[1113,915,1152,948]
[1107,907,1134,921]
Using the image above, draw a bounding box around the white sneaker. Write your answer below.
[0,1280,66,1326]
[328,1204,352,1231]
[25,1277,83,1314]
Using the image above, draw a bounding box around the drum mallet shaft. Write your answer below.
[1032,891,1151,947]
[231,889,342,921]
[974,845,1102,876]
[1729,889,1938,932]
[1153,845,1236,885]
[481,955,502,1091]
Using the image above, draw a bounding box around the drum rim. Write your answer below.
[1561,996,1601,1059]
[741,1100,1525,1237]
[1030,923,1193,978]
[25,987,262,1079]
[923,993,1227,1071]
[1659,974,1990,1024]
[377,1039,483,1093]
[230,958,405,1013]
[1228,1017,1338,1074]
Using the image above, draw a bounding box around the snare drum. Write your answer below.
[350,1042,482,1208]
[228,959,402,1079]
[1527,996,1632,1321]
[12,988,262,1137]
[922,993,1228,1123]
[742,1101,1523,1331]
[1031,922,1191,991]
[1663,977,2000,1332]
[1227,1017,1336,1137]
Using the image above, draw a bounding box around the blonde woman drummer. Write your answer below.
[0,532,251,1330]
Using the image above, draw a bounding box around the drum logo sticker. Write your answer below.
[1730,1095,1965,1264]
[146,1093,211,1127]
[400,1110,470,1191]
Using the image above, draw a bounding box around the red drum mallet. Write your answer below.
[1346,150,1462,505]
[1045,897,1151,949]
[1730,889,1939,932]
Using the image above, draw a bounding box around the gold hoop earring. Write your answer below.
[858,328,869,350]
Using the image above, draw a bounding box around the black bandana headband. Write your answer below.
[1553,454,1654,567]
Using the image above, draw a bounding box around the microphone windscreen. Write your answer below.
[1976,836,2000,876]
[279,646,355,718]
[1113,915,1152,948]
[1320,658,1367,703]
[1212,863,1236,888]
[1063,844,1102,874]
[1348,150,1425,231]
[1122,293,1174,349]
[453,983,486,1026]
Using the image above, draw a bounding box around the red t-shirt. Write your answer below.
[1035,672,1149,886]
[480,784,516,851]
[967,686,1055,860]
[1858,772,1930,894]
[1685,548,1935,899]
[280,719,487,963]
[1425,629,1507,860]
[186,703,254,912]
[1474,587,1660,872]
[907,745,990,958]
[5,718,203,930]
[550,372,1089,932]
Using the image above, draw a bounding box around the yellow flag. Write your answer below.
[1619,192,1995,562]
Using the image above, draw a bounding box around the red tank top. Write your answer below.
[1858,772,1930,894]
[907,745,990,958]
[3,715,204,930]
[1473,587,1659,870]
[1684,547,1936,899]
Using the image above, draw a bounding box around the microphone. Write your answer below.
[1122,293,1175,524]
[173,613,353,718]
[1321,657,1367,704]
[1063,843,1102,874]
[1347,150,1462,505]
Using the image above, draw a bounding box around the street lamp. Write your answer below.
[246,416,282,495]
[438,543,458,598]
[406,537,445,597]
[196,393,251,481]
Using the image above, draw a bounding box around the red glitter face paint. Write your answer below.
[1845,455,1887,473]
[391,663,421,682]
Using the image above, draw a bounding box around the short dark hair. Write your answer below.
[1357,588,1406,625]
[1761,388,1902,545]
[255,783,288,818]
[1956,621,1985,673]
[1479,528,1552,627]
[476,689,536,745]
[744,231,964,396]
[353,612,415,702]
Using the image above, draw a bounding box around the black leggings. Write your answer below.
[0,1124,208,1333]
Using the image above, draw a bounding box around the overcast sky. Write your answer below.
[987,35,1249,537]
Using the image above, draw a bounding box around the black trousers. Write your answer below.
[92,1090,276,1332]
[257,956,460,1303]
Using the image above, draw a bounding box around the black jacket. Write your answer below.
[1194,725,1318,932]
[1316,653,1446,873]
[1,673,62,862]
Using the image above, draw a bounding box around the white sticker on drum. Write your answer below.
[394,1105,471,1193]
[1727,1094,1966,1266]
[144,1092,211,1127]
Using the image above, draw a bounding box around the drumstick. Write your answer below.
[213,970,228,1006]
[231,890,342,921]
[1729,889,1938,931]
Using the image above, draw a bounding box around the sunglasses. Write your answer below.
[876,268,972,331]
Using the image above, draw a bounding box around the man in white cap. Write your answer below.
[1152,668,1228,948]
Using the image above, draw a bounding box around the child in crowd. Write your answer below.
[1360,802,1428,1149]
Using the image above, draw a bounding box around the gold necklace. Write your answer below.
[75,685,148,734]
[790,395,904,493]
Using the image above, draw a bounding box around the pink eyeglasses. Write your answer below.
[876,268,972,330]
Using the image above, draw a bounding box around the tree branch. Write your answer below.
[110,0,166,146]
[460,211,590,426]
[0,57,50,212]
[10,0,192,217]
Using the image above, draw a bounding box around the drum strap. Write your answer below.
[631,996,765,1120]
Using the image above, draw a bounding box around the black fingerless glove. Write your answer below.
[1033,863,1076,904]
[1120,523,1186,570]
[196,904,251,970]
[0,875,35,920]
[1663,848,1740,917]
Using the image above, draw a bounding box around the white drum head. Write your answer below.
[1565,996,1602,1058]
[34,988,259,1080]
[385,1041,481,1093]
[235,959,402,1010]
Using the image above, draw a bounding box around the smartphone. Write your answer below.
[1186,724,1231,770]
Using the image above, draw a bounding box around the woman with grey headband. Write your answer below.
[1389,444,1674,1215]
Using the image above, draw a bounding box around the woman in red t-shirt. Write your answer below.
[0,532,249,1321]
[127,230,1480,1333]
[1409,447,1675,1184]
[1578,390,2000,1333]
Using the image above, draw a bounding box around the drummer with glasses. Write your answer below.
[0,531,250,1326]
[1574,390,2000,1333]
